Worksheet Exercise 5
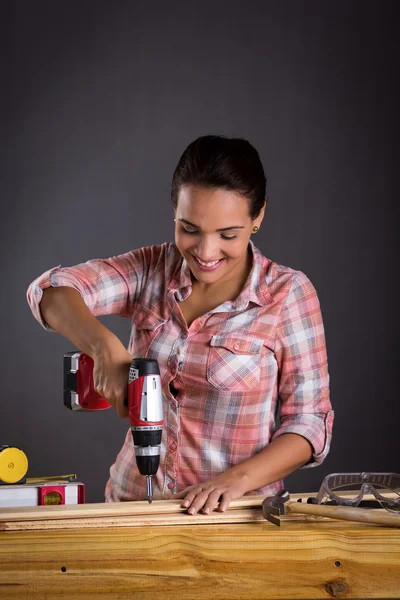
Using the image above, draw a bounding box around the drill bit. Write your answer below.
[146,475,153,504]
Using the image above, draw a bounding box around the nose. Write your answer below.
[195,235,220,261]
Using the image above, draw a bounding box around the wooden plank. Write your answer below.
[0,520,399,599]
[0,493,268,522]
[1,493,308,524]
[3,490,396,523]
[1,491,397,530]
[2,506,395,532]
[1,507,311,531]
[0,495,286,530]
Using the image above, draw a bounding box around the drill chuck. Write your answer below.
[131,429,161,476]
[131,428,162,447]
[134,448,160,477]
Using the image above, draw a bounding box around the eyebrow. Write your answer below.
[178,218,245,232]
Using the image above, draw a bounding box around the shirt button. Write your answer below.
[171,402,177,410]
[234,343,240,350]
[167,482,174,490]
[181,332,188,339]
[170,441,177,451]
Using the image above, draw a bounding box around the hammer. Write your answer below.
[262,490,400,527]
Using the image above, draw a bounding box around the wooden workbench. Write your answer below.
[0,493,399,599]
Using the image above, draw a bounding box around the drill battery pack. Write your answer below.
[64,352,111,411]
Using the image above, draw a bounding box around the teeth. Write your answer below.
[196,257,221,267]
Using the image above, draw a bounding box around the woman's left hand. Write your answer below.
[172,471,250,515]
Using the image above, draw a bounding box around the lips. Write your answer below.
[192,255,224,271]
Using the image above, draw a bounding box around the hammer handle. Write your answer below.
[287,501,400,526]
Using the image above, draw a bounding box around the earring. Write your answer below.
[174,219,176,223]
[252,225,259,234]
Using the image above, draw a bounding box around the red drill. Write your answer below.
[63,352,164,503]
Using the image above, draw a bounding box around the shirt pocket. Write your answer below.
[207,334,264,392]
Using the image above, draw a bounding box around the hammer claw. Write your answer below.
[262,490,290,527]
[263,512,281,527]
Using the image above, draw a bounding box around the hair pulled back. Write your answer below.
[171,135,267,219]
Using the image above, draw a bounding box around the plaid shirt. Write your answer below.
[27,241,333,501]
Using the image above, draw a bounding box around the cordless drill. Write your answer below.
[63,352,164,503]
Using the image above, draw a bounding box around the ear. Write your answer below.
[253,201,266,228]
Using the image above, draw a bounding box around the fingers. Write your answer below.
[93,381,128,417]
[93,360,131,418]
[174,474,249,516]
[218,493,232,513]
[115,394,129,418]
[178,485,233,515]
[197,488,223,515]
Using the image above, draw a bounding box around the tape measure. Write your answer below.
[0,445,28,484]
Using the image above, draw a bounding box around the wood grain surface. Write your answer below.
[1,520,399,599]
[1,493,399,599]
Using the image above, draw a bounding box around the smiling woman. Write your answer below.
[172,137,266,328]
[175,186,260,277]
[174,186,264,325]
[26,135,334,516]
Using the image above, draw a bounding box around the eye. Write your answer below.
[180,226,237,240]
[181,226,198,235]
[220,233,237,241]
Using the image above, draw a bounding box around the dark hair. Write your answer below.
[171,135,267,219]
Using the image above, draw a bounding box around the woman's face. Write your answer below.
[175,185,264,286]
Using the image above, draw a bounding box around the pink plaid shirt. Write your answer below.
[27,241,333,501]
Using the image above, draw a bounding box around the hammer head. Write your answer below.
[262,489,291,526]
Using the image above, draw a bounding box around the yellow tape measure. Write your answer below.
[0,445,29,484]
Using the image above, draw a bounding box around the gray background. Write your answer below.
[1,1,398,502]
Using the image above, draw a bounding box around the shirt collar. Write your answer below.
[167,252,192,301]
[232,240,272,310]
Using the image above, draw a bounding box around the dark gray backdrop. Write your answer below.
[1,1,398,502]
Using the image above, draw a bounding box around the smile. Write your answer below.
[192,255,224,270]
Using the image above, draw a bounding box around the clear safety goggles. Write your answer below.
[313,472,400,513]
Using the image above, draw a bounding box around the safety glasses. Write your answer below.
[314,472,400,513]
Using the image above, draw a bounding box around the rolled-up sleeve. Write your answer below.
[26,245,164,330]
[271,272,334,467]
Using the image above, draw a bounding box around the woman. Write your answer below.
[27,135,334,515]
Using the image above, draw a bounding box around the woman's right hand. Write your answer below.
[92,343,133,418]
[39,287,133,417]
